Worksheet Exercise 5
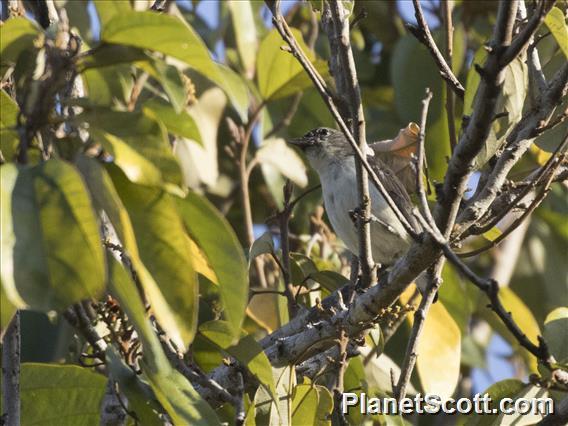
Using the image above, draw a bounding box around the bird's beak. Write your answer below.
[287,137,310,150]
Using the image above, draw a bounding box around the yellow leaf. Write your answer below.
[401,285,461,401]
[478,287,541,372]
[414,301,461,400]
[186,235,217,284]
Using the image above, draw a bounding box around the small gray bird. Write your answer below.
[289,127,425,290]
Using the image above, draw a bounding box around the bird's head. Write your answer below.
[288,127,352,170]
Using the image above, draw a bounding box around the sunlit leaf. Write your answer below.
[314,385,333,426]
[93,0,131,26]
[257,138,308,188]
[464,379,525,426]
[0,161,105,311]
[257,28,328,101]
[400,289,461,400]
[292,384,318,425]
[101,11,248,119]
[228,0,257,77]
[176,192,249,339]
[0,279,17,334]
[544,7,568,58]
[0,90,19,165]
[77,107,181,187]
[109,166,199,347]
[173,88,225,188]
[254,365,294,425]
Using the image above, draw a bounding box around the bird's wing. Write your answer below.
[367,153,422,234]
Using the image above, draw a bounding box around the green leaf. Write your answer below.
[309,271,350,292]
[0,279,16,333]
[0,18,40,68]
[109,166,199,347]
[290,252,318,285]
[292,384,319,426]
[93,0,131,26]
[228,0,257,76]
[478,286,541,372]
[544,307,568,363]
[391,34,451,182]
[473,58,528,169]
[314,385,333,426]
[482,226,503,242]
[257,138,308,188]
[135,59,187,114]
[173,87,226,188]
[106,348,163,426]
[107,256,219,425]
[18,363,106,425]
[81,63,133,106]
[249,231,275,265]
[77,156,192,349]
[544,7,568,58]
[257,28,329,101]
[0,161,105,311]
[0,90,19,162]
[142,362,220,426]
[176,192,249,339]
[101,11,248,120]
[199,321,277,404]
[77,107,182,187]
[253,365,294,425]
[438,263,475,333]
[143,98,202,145]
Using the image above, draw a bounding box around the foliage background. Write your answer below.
[0,0,567,425]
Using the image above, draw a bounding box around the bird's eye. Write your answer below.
[318,128,330,137]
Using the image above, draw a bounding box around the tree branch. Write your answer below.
[441,0,458,152]
[455,61,568,236]
[270,8,419,240]
[407,0,465,100]
[394,259,444,401]
[324,1,375,287]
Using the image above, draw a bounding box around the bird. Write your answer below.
[289,127,427,292]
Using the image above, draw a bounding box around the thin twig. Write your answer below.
[459,156,563,258]
[394,259,444,401]
[441,0,458,152]
[280,180,299,317]
[269,9,419,240]
[331,328,349,426]
[408,0,465,99]
[415,89,436,229]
